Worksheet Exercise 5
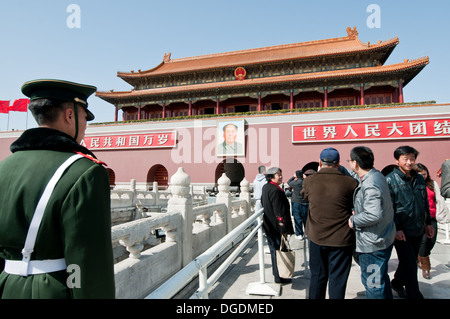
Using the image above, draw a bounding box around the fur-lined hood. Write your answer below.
[10,127,96,158]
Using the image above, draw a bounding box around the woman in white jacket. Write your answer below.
[415,163,447,279]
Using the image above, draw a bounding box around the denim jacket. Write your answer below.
[386,167,432,237]
[351,168,396,253]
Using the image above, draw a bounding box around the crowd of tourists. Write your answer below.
[254,145,450,299]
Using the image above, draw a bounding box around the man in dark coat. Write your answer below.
[301,147,358,299]
[261,167,294,284]
[0,79,115,298]
[386,145,434,299]
[287,170,308,239]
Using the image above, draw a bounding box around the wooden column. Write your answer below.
[324,89,328,108]
[258,94,262,111]
[398,81,404,104]
[188,100,192,116]
[290,92,294,109]
[138,105,141,120]
[115,107,118,122]
[162,103,166,118]
[360,85,365,105]
[216,98,220,115]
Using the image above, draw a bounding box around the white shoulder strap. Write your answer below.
[18,154,83,276]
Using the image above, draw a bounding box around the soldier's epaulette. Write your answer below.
[74,151,107,166]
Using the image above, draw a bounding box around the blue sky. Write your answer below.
[0,0,449,131]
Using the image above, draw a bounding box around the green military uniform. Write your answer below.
[0,80,115,298]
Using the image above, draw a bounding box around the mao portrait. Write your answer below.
[216,119,245,156]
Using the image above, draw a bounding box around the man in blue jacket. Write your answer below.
[386,145,434,299]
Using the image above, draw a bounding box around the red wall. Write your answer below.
[1,104,449,187]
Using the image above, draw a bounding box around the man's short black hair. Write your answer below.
[350,146,374,170]
[28,98,72,125]
[393,145,419,160]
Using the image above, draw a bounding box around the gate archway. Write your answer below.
[106,168,116,187]
[147,164,169,187]
[302,161,319,173]
[215,159,245,187]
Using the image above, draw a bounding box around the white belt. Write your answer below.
[4,258,67,275]
[5,154,83,277]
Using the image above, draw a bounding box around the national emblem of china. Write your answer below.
[234,67,246,81]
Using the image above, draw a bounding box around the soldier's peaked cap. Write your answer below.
[21,79,96,121]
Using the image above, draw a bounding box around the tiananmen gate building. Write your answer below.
[96,27,428,121]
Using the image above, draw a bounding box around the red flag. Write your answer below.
[9,98,29,112]
[0,100,9,114]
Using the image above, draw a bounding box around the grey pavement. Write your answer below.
[209,228,450,299]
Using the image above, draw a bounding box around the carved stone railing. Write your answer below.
[110,179,209,226]
[112,168,253,299]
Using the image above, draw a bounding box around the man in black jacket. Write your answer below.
[287,170,308,239]
[386,145,434,299]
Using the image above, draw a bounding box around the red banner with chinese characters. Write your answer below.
[81,131,177,150]
[292,118,450,143]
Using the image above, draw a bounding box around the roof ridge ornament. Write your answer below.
[163,52,172,63]
[346,26,358,39]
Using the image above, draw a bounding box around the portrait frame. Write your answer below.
[216,119,245,157]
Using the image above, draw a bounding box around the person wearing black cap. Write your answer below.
[0,79,115,298]
[300,147,358,299]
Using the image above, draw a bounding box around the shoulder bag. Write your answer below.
[276,235,295,279]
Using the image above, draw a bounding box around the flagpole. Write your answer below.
[26,108,29,129]
[7,112,10,131]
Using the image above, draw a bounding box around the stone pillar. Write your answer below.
[130,178,136,203]
[239,177,251,217]
[215,173,232,232]
[130,179,138,220]
[153,181,159,205]
[167,167,193,267]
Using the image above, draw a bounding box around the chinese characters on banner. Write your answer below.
[292,119,450,143]
[81,131,177,150]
